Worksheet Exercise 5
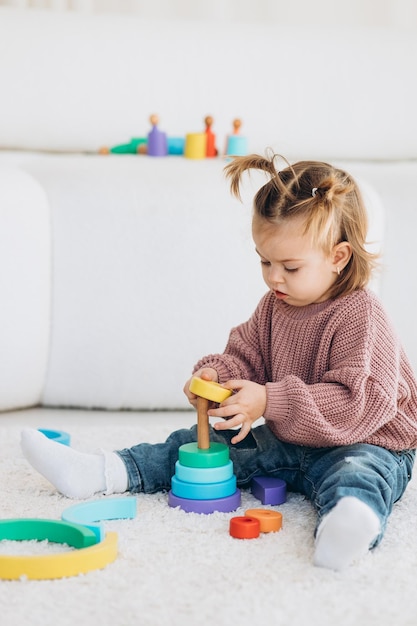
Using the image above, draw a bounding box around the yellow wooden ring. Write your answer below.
[245,509,282,533]
[189,377,232,403]
[0,531,118,580]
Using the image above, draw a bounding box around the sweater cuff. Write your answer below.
[264,381,290,423]
[193,358,231,384]
[192,357,235,386]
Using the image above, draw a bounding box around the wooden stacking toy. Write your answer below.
[168,377,241,514]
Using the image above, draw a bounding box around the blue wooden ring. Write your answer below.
[62,497,136,542]
[38,428,71,446]
[174,460,233,484]
[171,475,236,500]
[178,442,229,468]
[168,489,241,514]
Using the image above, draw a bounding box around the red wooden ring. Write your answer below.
[229,516,260,539]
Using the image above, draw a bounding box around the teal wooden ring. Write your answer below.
[62,497,137,542]
[171,475,237,500]
[38,428,71,446]
[0,518,98,548]
[174,460,233,484]
[178,442,229,468]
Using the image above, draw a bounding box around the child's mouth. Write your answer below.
[274,290,288,299]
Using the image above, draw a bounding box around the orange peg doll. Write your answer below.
[204,115,217,157]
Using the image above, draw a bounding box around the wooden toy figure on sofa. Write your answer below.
[168,377,241,513]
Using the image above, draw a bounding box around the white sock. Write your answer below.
[21,428,128,499]
[313,496,380,571]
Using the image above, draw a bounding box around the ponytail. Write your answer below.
[224,152,379,298]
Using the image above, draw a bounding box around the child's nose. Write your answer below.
[268,266,284,284]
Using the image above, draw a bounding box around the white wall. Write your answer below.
[1,0,417,31]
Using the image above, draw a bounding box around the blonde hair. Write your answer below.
[224,152,379,299]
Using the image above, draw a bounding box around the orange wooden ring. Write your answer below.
[229,516,260,539]
[245,509,282,533]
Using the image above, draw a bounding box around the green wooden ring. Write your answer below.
[178,442,229,468]
[0,519,98,548]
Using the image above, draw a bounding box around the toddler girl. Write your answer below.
[21,153,417,571]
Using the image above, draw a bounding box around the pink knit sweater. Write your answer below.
[194,289,417,450]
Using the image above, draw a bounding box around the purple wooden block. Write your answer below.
[251,476,286,505]
[168,489,241,514]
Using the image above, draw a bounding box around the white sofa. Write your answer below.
[0,8,416,413]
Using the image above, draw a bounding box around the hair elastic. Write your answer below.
[312,188,318,197]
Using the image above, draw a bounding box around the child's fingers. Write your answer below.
[230,424,251,445]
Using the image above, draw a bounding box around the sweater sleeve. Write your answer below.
[193,292,272,385]
[264,292,417,448]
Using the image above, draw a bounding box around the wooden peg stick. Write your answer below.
[197,396,210,450]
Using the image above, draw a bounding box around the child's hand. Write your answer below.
[183,368,218,408]
[209,380,266,444]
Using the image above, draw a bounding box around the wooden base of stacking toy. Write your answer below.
[168,489,241,514]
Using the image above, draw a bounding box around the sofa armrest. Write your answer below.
[0,169,50,411]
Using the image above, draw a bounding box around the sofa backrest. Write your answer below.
[0,8,416,160]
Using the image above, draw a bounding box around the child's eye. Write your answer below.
[260,260,271,266]
[284,267,299,273]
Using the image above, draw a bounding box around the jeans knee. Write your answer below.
[313,447,411,536]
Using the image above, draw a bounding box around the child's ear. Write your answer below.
[332,242,352,272]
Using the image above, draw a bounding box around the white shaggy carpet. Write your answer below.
[1,407,417,626]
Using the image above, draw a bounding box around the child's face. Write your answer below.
[252,216,340,307]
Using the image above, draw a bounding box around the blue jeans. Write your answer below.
[117,423,415,545]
